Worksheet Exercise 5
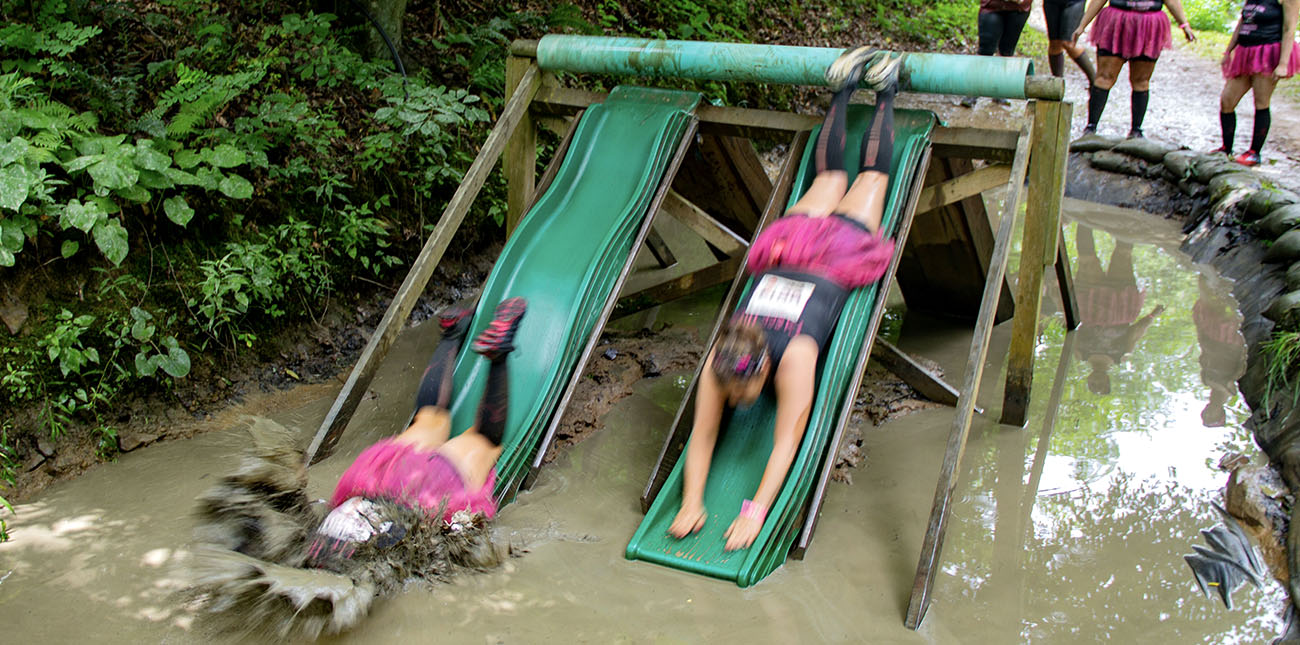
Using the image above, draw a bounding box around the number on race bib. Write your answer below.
[745,274,816,322]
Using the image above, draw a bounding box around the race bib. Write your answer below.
[746,274,815,322]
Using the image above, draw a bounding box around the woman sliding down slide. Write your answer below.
[668,47,901,552]
[186,298,527,639]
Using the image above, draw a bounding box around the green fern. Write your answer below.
[148,62,266,139]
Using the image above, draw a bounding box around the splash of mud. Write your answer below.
[182,418,508,641]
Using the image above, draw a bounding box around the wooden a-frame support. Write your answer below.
[303,45,1079,631]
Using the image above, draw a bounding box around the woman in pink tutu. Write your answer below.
[308,296,527,563]
[1073,0,1197,138]
[668,48,901,552]
[1216,0,1299,166]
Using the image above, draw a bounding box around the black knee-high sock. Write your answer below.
[1251,108,1271,153]
[1130,90,1149,133]
[1087,86,1110,129]
[1072,52,1096,84]
[414,328,466,411]
[476,357,510,447]
[1220,111,1237,152]
[860,83,896,175]
[1049,53,1065,77]
[815,84,854,174]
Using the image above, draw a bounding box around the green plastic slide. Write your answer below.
[444,86,701,498]
[625,105,936,586]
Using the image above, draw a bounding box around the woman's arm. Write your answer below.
[1280,0,1299,78]
[669,351,728,537]
[723,338,817,551]
[1223,15,1244,64]
[1073,0,1111,43]
[1165,0,1197,41]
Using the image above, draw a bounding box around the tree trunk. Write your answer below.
[364,0,408,64]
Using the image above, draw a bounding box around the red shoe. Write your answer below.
[438,302,475,339]
[472,297,527,359]
[1233,150,1261,167]
[1211,146,1231,157]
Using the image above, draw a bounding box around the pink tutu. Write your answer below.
[1222,41,1300,78]
[330,438,497,523]
[746,213,894,288]
[1077,284,1144,326]
[1090,6,1172,60]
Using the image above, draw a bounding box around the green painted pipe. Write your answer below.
[532,35,1044,100]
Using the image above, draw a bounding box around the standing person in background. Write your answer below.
[962,0,1033,108]
[1044,0,1097,84]
[1073,0,1196,138]
[1216,0,1299,166]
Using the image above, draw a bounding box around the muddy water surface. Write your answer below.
[0,201,1284,642]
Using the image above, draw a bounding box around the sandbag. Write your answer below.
[1265,290,1300,330]
[1069,132,1122,153]
[1286,261,1300,291]
[1163,150,1198,181]
[1193,157,1244,184]
[1089,150,1148,176]
[1265,229,1300,263]
[1262,205,1300,239]
[1113,137,1176,163]
[1246,188,1300,221]
[1208,172,1263,205]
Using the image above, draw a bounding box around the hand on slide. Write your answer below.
[723,515,762,552]
[669,503,707,538]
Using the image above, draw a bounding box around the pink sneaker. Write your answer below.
[1233,150,1261,167]
[471,297,527,359]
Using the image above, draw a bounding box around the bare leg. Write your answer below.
[788,171,849,218]
[833,77,897,233]
[669,350,727,538]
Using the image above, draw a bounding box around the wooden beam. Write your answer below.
[505,56,537,234]
[526,110,583,214]
[931,126,1020,162]
[304,64,542,465]
[644,227,678,269]
[905,121,1033,631]
[1001,100,1072,427]
[914,163,1011,214]
[871,340,959,407]
[640,129,809,512]
[617,256,743,315]
[718,135,775,205]
[660,190,748,256]
[1055,225,1080,330]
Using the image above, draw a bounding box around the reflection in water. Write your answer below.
[941,210,1281,643]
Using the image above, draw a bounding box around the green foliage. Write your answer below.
[865,0,978,46]
[1184,0,1240,33]
[1262,330,1300,410]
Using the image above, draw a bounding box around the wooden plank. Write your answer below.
[718,135,774,213]
[505,56,537,235]
[931,126,1020,162]
[640,129,809,512]
[644,227,678,269]
[1055,227,1080,330]
[905,121,1033,631]
[1001,100,1072,427]
[305,64,542,464]
[660,190,747,256]
[698,134,761,230]
[794,143,934,559]
[617,256,743,315]
[524,118,702,484]
[914,164,1011,214]
[871,339,959,407]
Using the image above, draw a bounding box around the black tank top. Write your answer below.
[1108,0,1163,11]
[1239,0,1285,46]
[733,269,849,366]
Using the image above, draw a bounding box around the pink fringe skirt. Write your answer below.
[1077,284,1144,327]
[1222,41,1300,78]
[1090,6,1171,60]
[746,213,894,288]
[331,438,497,524]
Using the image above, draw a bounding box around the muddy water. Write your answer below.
[0,201,1283,642]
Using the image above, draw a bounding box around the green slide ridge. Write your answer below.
[444,86,701,498]
[625,106,935,585]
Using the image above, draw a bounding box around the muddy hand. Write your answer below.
[669,503,706,538]
[723,515,762,551]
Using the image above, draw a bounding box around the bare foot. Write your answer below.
[668,503,707,538]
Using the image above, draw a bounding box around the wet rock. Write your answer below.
[35,437,55,457]
[1225,464,1290,581]
[1246,187,1300,221]
[1193,157,1244,184]
[1266,230,1300,263]
[1089,150,1148,176]
[602,348,617,360]
[52,450,90,473]
[0,292,27,335]
[1208,172,1263,202]
[118,431,159,452]
[1163,150,1198,181]
[1068,132,1121,153]
[1265,291,1300,329]
[1259,205,1300,238]
[1113,137,1176,163]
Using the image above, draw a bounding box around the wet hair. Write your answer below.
[711,320,769,387]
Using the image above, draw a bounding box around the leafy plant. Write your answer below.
[1262,330,1300,411]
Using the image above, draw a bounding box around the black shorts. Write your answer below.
[1043,0,1085,41]
[1096,46,1158,62]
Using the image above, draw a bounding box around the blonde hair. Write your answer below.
[711,320,769,387]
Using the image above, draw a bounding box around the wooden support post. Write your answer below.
[505,56,537,235]
[617,256,744,314]
[914,164,1011,214]
[644,227,679,269]
[871,340,960,407]
[1055,228,1080,330]
[905,123,1033,631]
[1001,100,1072,427]
[304,64,542,465]
[660,190,748,257]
